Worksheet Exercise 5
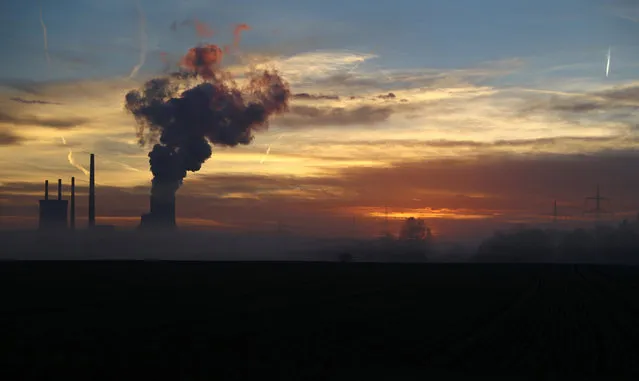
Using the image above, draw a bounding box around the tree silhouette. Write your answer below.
[399,217,429,241]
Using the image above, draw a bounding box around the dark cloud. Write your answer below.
[377,92,396,100]
[524,85,639,116]
[5,149,639,240]
[317,136,623,149]
[0,79,44,95]
[293,93,340,101]
[597,86,639,102]
[10,97,62,105]
[0,130,24,146]
[147,148,639,219]
[551,100,604,113]
[316,73,387,89]
[312,61,522,93]
[0,111,88,129]
[324,151,639,215]
[277,105,393,127]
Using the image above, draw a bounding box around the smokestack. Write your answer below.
[70,176,75,230]
[57,179,62,200]
[44,180,49,200]
[89,153,95,228]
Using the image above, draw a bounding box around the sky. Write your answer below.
[1,0,639,243]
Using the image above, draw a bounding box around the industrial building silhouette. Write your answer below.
[38,152,176,231]
[38,153,97,230]
[38,179,69,230]
[139,193,177,230]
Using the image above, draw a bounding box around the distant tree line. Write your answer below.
[339,217,435,262]
[476,216,639,263]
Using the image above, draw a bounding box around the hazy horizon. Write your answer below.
[1,0,639,242]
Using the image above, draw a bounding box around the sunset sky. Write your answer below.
[1,0,639,242]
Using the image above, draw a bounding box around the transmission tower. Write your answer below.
[584,184,613,221]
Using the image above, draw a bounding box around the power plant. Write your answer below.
[139,194,177,230]
[38,153,96,230]
[38,179,69,230]
[37,152,178,231]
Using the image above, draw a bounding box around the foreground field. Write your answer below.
[1,262,639,380]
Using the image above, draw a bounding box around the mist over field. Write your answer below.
[3,215,639,264]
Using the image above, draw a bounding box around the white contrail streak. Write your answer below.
[67,151,91,176]
[260,135,283,164]
[129,0,147,78]
[117,162,141,172]
[60,136,90,176]
[606,46,611,78]
[260,145,271,164]
[39,5,50,64]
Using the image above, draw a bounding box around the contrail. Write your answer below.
[39,5,50,64]
[60,136,90,176]
[606,46,611,78]
[67,151,91,176]
[260,134,283,164]
[260,145,271,164]
[129,0,147,78]
[117,162,141,172]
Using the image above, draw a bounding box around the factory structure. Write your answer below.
[38,153,97,230]
[38,179,70,230]
[139,193,177,230]
[38,153,177,231]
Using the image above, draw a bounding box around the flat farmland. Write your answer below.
[1,261,639,380]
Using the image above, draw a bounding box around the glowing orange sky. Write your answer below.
[1,19,639,240]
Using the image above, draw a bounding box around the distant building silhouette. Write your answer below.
[39,179,68,230]
[88,153,96,228]
[37,154,94,231]
[139,194,177,230]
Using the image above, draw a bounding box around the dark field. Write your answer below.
[2,262,639,380]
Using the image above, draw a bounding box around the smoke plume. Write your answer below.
[232,23,251,50]
[125,40,291,200]
[194,18,214,39]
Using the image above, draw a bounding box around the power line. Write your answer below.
[584,184,613,221]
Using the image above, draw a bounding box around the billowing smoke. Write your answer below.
[125,41,290,201]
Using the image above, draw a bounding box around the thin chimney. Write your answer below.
[44,180,49,200]
[70,176,75,230]
[57,179,62,200]
[89,153,95,228]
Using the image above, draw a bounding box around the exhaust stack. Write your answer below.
[89,153,95,228]
[44,180,49,200]
[57,179,62,200]
[70,176,75,230]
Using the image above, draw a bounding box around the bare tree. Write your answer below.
[399,217,430,241]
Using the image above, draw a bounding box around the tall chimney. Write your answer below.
[89,153,95,228]
[70,176,75,230]
[44,180,49,200]
[57,179,62,200]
